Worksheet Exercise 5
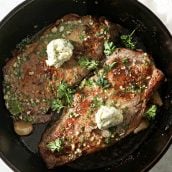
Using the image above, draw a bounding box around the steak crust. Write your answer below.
[3,14,122,123]
[39,48,164,168]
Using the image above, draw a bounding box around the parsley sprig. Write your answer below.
[47,138,63,152]
[91,96,103,109]
[16,37,31,50]
[78,57,99,70]
[104,62,117,73]
[51,81,75,112]
[104,41,116,56]
[51,99,64,112]
[120,29,136,50]
[96,74,111,89]
[145,105,157,120]
[58,81,75,105]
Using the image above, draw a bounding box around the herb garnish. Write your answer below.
[104,41,116,56]
[51,82,75,112]
[22,115,34,123]
[120,29,136,50]
[78,57,99,70]
[85,79,94,86]
[39,48,47,57]
[58,81,75,105]
[145,105,157,120]
[8,99,22,116]
[79,33,86,41]
[124,84,146,94]
[91,96,103,109]
[47,138,63,152]
[122,57,129,65]
[16,37,31,50]
[51,99,64,112]
[96,27,109,37]
[96,75,111,89]
[79,78,95,89]
[104,62,117,73]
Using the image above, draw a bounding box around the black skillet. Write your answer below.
[0,0,172,172]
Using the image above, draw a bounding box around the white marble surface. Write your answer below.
[0,0,171,172]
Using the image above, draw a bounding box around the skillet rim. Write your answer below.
[0,0,171,172]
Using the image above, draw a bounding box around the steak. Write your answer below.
[3,14,122,123]
[39,48,164,168]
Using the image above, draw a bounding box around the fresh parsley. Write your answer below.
[120,29,136,50]
[16,37,31,50]
[79,78,95,89]
[79,34,86,41]
[91,96,103,109]
[8,98,23,117]
[104,41,116,56]
[122,57,129,65]
[78,57,99,70]
[58,81,75,105]
[51,99,64,112]
[85,79,94,86]
[104,62,117,73]
[145,105,157,120]
[47,138,63,152]
[96,75,111,89]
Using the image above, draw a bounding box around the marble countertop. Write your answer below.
[0,0,171,172]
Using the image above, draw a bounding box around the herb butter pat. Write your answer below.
[46,38,74,68]
[95,106,123,130]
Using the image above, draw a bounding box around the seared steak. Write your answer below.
[3,14,122,123]
[39,48,164,168]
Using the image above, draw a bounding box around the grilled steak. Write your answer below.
[3,14,122,123]
[39,48,164,168]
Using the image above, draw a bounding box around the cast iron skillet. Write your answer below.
[0,0,172,172]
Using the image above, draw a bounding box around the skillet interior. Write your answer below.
[0,0,171,172]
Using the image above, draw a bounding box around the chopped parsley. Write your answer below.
[78,57,99,70]
[51,99,64,112]
[47,138,63,152]
[58,81,75,106]
[104,41,116,56]
[79,33,86,41]
[145,105,157,120]
[22,115,34,123]
[16,37,31,50]
[85,79,94,86]
[104,62,117,73]
[68,112,79,118]
[50,81,75,112]
[96,27,109,37]
[39,48,47,57]
[79,78,95,89]
[96,75,111,89]
[120,29,136,50]
[124,83,146,94]
[91,96,103,109]
[8,99,22,116]
[122,57,129,65]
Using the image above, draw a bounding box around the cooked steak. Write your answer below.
[39,48,164,169]
[3,14,122,123]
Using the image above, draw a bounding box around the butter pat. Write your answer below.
[95,106,123,130]
[46,38,74,68]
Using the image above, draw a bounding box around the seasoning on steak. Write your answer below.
[39,48,164,169]
[3,14,122,124]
